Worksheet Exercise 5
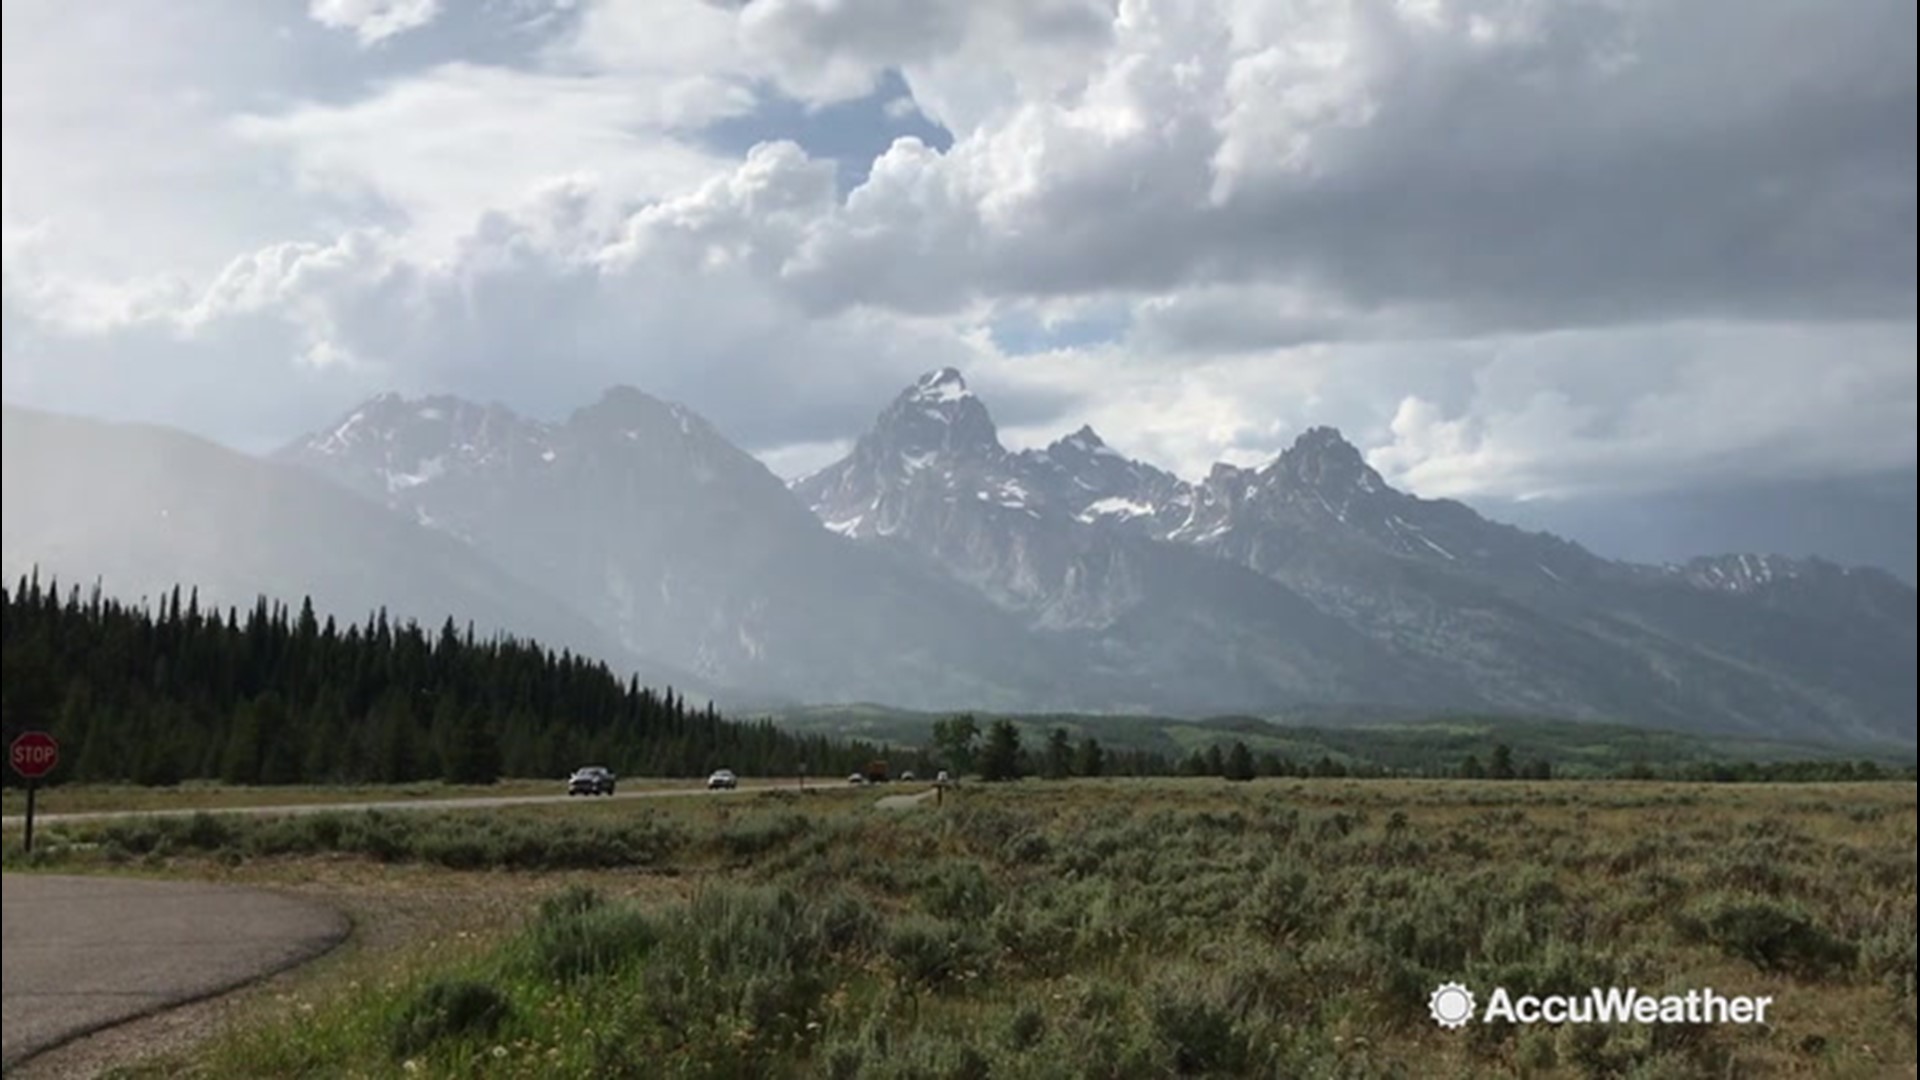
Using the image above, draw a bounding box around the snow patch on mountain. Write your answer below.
[384,455,445,493]
[1078,496,1157,522]
[909,367,973,404]
[1671,553,1814,593]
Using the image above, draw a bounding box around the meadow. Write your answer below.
[5,778,1914,1079]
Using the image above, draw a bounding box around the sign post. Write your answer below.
[10,731,60,854]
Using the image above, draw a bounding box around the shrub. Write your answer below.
[887,916,993,991]
[816,890,882,957]
[719,812,812,859]
[387,978,511,1058]
[1004,1003,1047,1050]
[522,903,659,982]
[1683,898,1859,979]
[538,883,605,922]
[1246,864,1318,942]
[920,860,998,921]
[1151,992,1252,1075]
[182,811,239,851]
[988,897,1078,976]
[637,886,835,1055]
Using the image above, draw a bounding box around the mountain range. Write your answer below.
[3,370,1912,748]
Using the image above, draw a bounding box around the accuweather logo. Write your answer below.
[1429,983,1775,1027]
[1428,983,1477,1028]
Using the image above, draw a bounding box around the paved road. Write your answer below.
[0,875,348,1070]
[1,781,803,828]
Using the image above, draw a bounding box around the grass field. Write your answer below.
[5,778,1914,1078]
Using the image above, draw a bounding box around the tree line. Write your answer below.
[929,718,1908,785]
[3,575,1902,790]
[1,575,892,787]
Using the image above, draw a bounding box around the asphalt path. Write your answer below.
[0,875,348,1071]
[874,787,941,810]
[0,781,804,828]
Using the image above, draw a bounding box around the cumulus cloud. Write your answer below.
[2,0,1915,512]
[309,0,443,46]
[8,151,982,453]
[763,0,1915,328]
[228,63,745,255]
[1367,326,1920,498]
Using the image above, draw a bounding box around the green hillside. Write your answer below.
[768,704,1912,777]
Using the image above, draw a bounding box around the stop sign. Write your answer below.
[10,731,59,780]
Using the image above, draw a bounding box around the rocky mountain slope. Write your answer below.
[278,387,1089,710]
[0,405,677,685]
[796,371,1916,746]
[17,365,1878,745]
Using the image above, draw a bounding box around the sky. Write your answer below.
[3,0,1915,528]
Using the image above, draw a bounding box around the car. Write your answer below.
[848,772,867,785]
[707,769,738,790]
[568,766,617,796]
[899,770,917,782]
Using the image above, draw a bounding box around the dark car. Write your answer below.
[568,766,617,796]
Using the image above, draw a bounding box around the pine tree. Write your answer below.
[219,699,264,784]
[1225,740,1256,782]
[445,704,503,785]
[1043,728,1073,780]
[980,719,1024,782]
[932,714,981,776]
[1075,737,1105,779]
[1489,743,1516,781]
[1204,743,1227,778]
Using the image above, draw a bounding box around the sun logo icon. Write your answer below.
[1429,982,1476,1029]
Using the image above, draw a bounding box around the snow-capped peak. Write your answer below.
[907,367,973,404]
[855,367,1003,464]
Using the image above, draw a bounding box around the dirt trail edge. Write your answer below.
[1,874,349,1072]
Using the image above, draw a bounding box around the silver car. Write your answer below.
[568,766,617,796]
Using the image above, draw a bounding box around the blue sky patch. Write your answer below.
[988,305,1133,355]
[697,70,951,193]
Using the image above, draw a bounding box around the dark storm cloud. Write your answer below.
[782,0,1916,342]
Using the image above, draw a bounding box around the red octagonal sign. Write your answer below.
[10,731,59,780]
